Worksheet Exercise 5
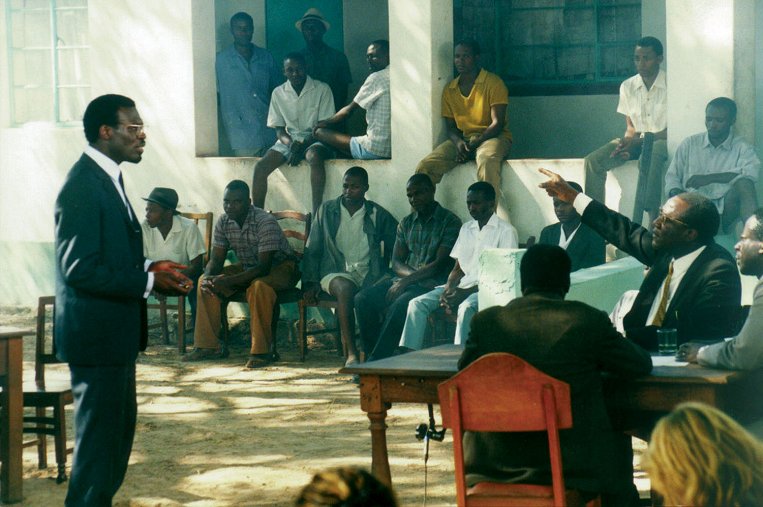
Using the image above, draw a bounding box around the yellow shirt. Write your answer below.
[442,68,511,142]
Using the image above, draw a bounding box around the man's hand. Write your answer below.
[149,260,188,273]
[440,287,469,315]
[538,168,580,203]
[676,342,703,363]
[287,141,306,166]
[153,270,193,296]
[303,283,321,305]
[466,137,482,153]
[200,274,236,298]
[610,136,641,160]
[454,139,471,163]
[386,279,410,304]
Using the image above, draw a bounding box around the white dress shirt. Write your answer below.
[449,213,518,288]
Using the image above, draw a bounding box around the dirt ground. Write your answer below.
[2,305,649,507]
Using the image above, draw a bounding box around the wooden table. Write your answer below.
[0,327,30,504]
[341,344,763,485]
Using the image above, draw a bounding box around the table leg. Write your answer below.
[1,336,23,503]
[368,409,390,485]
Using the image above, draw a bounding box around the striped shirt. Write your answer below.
[353,67,391,157]
[397,203,461,274]
[213,206,293,269]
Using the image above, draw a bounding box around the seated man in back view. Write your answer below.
[398,181,517,351]
[141,187,206,323]
[539,181,605,272]
[302,167,397,366]
[459,244,652,507]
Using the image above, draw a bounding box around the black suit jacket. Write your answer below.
[538,222,605,271]
[54,154,149,365]
[581,199,741,350]
[459,294,652,494]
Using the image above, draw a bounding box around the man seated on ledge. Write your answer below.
[252,52,335,214]
[313,40,390,160]
[539,180,605,272]
[356,174,462,361]
[302,167,397,366]
[583,36,667,224]
[185,180,299,368]
[680,208,763,370]
[398,182,517,351]
[415,38,512,219]
[459,244,652,507]
[539,168,741,351]
[664,97,760,234]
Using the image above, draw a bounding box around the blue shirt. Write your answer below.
[215,44,281,151]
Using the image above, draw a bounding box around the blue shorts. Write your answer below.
[350,137,385,160]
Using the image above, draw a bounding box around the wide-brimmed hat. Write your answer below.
[295,8,330,32]
[142,187,179,214]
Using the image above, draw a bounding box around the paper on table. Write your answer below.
[651,355,689,367]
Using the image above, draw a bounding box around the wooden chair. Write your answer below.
[296,292,344,361]
[147,211,213,353]
[438,353,600,507]
[219,211,312,359]
[21,296,73,483]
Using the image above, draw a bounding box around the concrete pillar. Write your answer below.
[388,0,453,171]
[666,0,756,151]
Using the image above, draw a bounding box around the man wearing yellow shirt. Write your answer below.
[416,39,512,217]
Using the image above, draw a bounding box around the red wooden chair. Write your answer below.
[438,353,600,507]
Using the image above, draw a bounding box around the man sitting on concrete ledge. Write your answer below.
[539,168,741,351]
[302,167,397,366]
[415,38,512,219]
[185,180,299,368]
[252,52,335,214]
[398,181,517,352]
[357,174,461,361]
[539,180,605,272]
[313,40,390,160]
[665,97,760,234]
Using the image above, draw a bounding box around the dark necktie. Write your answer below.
[117,173,135,221]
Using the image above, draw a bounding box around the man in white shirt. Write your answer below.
[398,181,518,349]
[313,40,391,160]
[539,167,741,351]
[584,36,668,223]
[665,97,760,233]
[252,52,335,214]
[141,187,207,319]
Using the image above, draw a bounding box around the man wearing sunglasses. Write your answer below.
[539,168,741,351]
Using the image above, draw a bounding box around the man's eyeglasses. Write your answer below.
[118,123,145,136]
[656,209,690,228]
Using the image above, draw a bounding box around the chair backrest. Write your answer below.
[270,210,311,259]
[35,296,59,389]
[180,211,213,263]
[438,353,572,506]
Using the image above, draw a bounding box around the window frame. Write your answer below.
[5,0,90,126]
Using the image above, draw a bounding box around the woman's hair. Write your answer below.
[645,402,763,507]
[295,466,398,507]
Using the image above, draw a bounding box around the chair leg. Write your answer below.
[219,300,230,358]
[53,400,68,483]
[298,300,307,362]
[159,297,169,344]
[35,406,47,469]
[178,296,186,354]
[271,304,280,362]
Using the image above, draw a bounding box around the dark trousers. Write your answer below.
[355,279,431,361]
[66,364,137,507]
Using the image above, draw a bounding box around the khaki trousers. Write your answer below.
[584,138,668,211]
[416,136,512,219]
[193,261,298,354]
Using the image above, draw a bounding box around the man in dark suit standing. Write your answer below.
[539,168,741,350]
[459,244,652,506]
[55,94,192,506]
[539,180,606,271]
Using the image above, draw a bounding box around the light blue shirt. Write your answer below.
[215,44,281,151]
